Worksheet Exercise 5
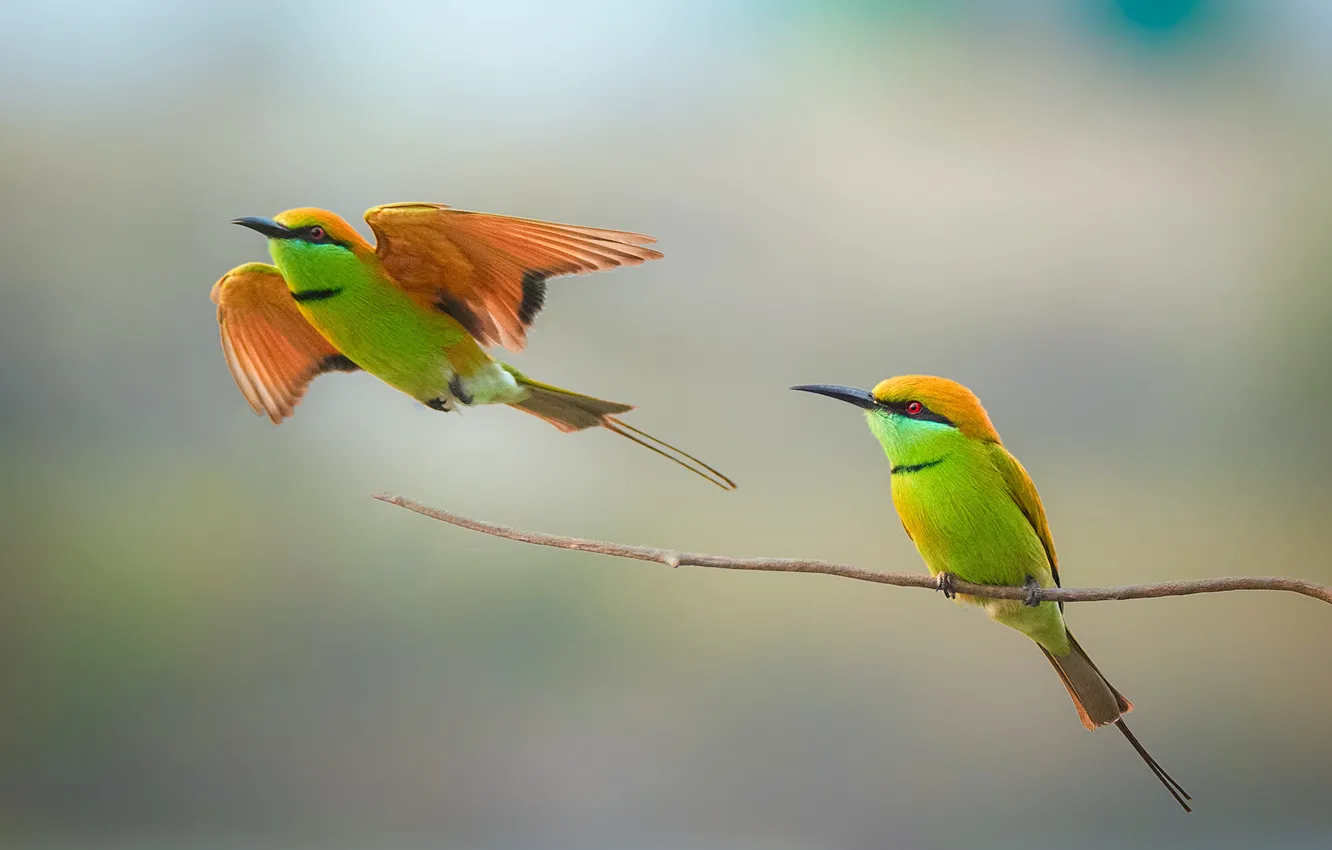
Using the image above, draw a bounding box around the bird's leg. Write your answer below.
[448,374,474,406]
[425,397,453,412]
[1023,575,1043,607]
[935,572,957,599]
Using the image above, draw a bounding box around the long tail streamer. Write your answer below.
[603,417,737,490]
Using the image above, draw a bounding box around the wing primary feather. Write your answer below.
[219,322,264,415]
[518,271,547,325]
[211,263,348,423]
[475,229,592,267]
[499,224,659,265]
[233,328,287,422]
[496,217,660,246]
[246,327,298,410]
[228,328,276,419]
[365,204,664,352]
[500,225,657,266]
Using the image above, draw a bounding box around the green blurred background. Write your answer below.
[2,1,1330,847]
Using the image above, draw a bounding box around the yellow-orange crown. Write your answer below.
[871,375,1001,443]
[273,208,374,253]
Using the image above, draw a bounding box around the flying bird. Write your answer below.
[211,203,733,489]
[792,375,1189,810]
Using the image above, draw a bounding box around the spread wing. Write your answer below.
[365,202,663,351]
[987,443,1061,590]
[210,263,359,423]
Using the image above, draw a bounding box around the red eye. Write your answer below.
[308,226,326,242]
[905,401,923,416]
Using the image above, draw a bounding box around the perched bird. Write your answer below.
[792,376,1190,811]
[211,203,733,488]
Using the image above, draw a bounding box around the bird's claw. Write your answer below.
[935,572,957,599]
[1023,575,1043,608]
[448,375,474,406]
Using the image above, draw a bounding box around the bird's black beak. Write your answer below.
[790,384,879,409]
[232,216,297,239]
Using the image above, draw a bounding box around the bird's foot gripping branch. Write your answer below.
[1023,575,1044,608]
[935,572,957,599]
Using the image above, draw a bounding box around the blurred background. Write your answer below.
[2,1,1331,847]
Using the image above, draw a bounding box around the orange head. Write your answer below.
[867,375,1001,443]
[792,375,1000,442]
[231,208,382,296]
[231,208,375,257]
[792,375,1002,467]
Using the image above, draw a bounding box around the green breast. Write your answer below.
[271,241,473,401]
[891,443,1051,588]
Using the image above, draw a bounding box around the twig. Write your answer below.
[371,493,1332,607]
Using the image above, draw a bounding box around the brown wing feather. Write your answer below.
[365,202,663,351]
[987,443,1061,589]
[210,263,358,423]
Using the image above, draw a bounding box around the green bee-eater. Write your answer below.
[211,203,733,488]
[793,375,1190,811]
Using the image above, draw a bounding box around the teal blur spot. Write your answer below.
[1113,0,1203,32]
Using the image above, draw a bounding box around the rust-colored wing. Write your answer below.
[987,443,1061,589]
[210,263,359,423]
[364,202,663,351]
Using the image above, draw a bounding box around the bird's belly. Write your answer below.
[895,482,1051,590]
[892,469,1067,649]
[295,293,483,402]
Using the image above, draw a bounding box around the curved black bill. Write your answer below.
[790,384,878,409]
[232,216,297,239]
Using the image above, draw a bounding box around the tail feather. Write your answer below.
[1041,632,1131,730]
[507,374,632,432]
[601,417,737,490]
[1043,632,1191,812]
[506,372,736,490]
[1115,719,1192,812]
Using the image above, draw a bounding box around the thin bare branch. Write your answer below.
[372,493,1332,607]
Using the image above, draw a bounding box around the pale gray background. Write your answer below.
[2,1,1330,848]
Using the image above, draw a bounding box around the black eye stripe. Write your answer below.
[296,226,348,248]
[880,399,955,427]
